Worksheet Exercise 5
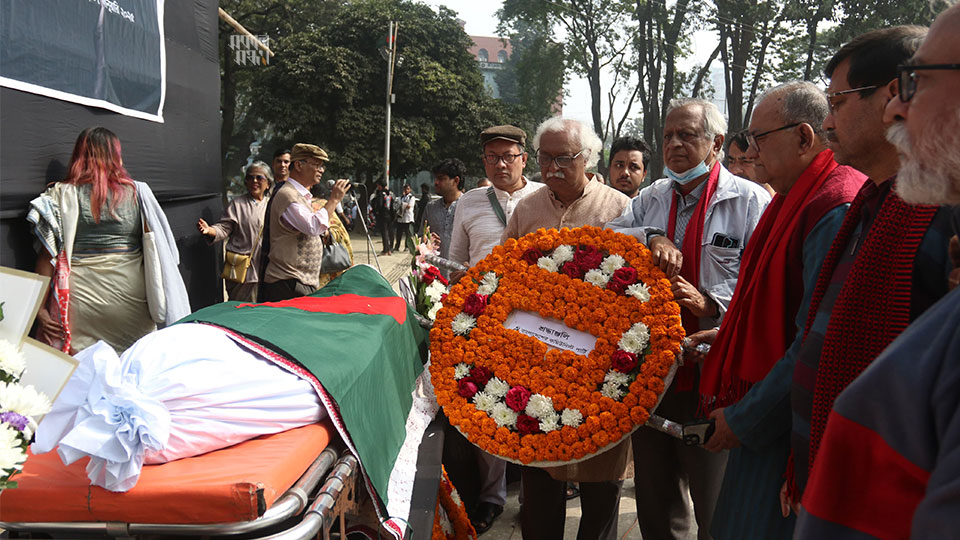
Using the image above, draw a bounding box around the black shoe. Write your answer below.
[470,501,504,535]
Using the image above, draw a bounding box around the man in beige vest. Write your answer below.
[261,143,350,301]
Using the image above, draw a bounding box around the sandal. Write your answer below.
[565,482,580,500]
[470,501,504,534]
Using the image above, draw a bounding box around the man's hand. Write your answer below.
[683,328,718,364]
[35,306,63,343]
[704,407,740,452]
[197,218,216,238]
[649,235,682,277]
[671,275,717,318]
[449,270,467,285]
[431,232,442,251]
[779,480,801,517]
[328,179,351,203]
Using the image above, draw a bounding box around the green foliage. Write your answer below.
[221,0,514,186]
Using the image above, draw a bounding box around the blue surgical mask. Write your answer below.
[664,160,711,185]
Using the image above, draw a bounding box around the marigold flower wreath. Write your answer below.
[429,226,685,465]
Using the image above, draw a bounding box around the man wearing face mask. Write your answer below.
[606,98,771,540]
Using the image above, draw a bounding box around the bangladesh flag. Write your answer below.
[178,265,429,515]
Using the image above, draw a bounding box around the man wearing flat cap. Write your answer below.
[260,143,351,301]
[446,124,545,534]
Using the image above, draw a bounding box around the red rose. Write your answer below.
[522,248,544,265]
[458,379,479,398]
[469,366,493,387]
[606,279,628,294]
[422,266,442,285]
[612,266,638,286]
[573,245,603,269]
[562,261,584,279]
[611,350,639,372]
[463,293,489,317]
[516,414,541,435]
[505,385,532,412]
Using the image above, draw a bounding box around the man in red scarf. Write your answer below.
[797,8,960,537]
[607,98,771,539]
[775,25,955,519]
[687,82,865,540]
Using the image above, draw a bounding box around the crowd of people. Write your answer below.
[24,3,960,538]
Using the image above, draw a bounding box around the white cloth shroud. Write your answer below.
[32,323,325,492]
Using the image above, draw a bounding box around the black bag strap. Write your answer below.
[486,187,507,226]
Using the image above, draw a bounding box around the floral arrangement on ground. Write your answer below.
[429,226,684,465]
[1,337,52,490]
[432,466,477,539]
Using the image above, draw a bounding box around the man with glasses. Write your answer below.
[445,125,543,534]
[261,143,351,301]
[796,7,960,537]
[606,98,770,540]
[724,132,773,195]
[685,82,865,540]
[774,25,956,522]
[501,117,630,540]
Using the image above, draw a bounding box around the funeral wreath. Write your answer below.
[429,226,684,465]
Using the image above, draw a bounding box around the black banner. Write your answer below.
[0,0,165,122]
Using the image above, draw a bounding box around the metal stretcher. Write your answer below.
[0,422,362,540]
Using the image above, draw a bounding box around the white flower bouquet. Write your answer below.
[0,338,52,490]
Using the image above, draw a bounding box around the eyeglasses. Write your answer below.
[482,153,523,165]
[245,174,267,181]
[826,85,878,112]
[746,123,801,152]
[536,150,584,169]
[897,63,960,102]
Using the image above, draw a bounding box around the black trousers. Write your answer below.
[520,467,622,540]
[394,222,413,251]
[259,278,315,302]
[379,219,395,252]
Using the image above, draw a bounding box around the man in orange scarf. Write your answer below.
[687,82,865,539]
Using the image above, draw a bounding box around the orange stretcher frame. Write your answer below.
[0,421,359,539]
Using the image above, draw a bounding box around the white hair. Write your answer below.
[887,110,960,205]
[666,98,728,161]
[532,116,604,169]
[246,160,274,183]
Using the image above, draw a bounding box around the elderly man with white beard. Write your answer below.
[501,116,631,540]
[795,4,960,538]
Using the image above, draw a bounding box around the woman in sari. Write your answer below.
[28,127,189,354]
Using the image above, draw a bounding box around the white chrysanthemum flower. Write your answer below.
[551,245,575,264]
[539,412,560,433]
[425,280,446,302]
[584,269,610,287]
[0,423,26,473]
[473,391,497,412]
[524,394,554,419]
[491,402,518,428]
[626,282,651,302]
[601,381,625,400]
[537,256,559,273]
[624,322,651,350]
[451,313,476,336]
[604,370,630,386]
[0,383,51,417]
[600,254,626,275]
[484,377,510,399]
[561,408,583,427]
[440,509,454,535]
[454,363,471,380]
[477,272,499,295]
[427,302,443,321]
[0,339,25,380]
[618,333,643,354]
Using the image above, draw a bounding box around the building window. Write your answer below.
[497,50,507,63]
[478,48,488,62]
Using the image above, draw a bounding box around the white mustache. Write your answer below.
[546,171,565,179]
[886,121,911,153]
